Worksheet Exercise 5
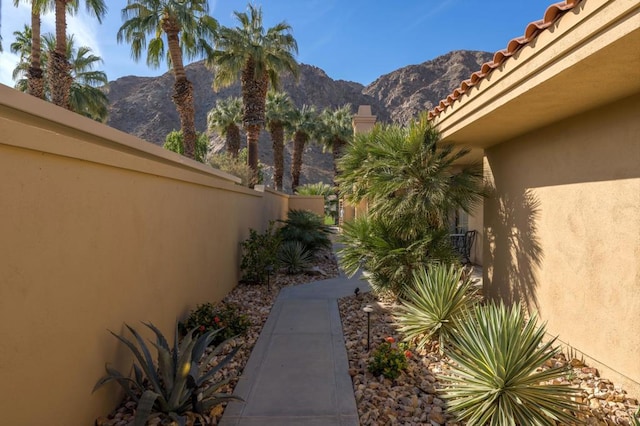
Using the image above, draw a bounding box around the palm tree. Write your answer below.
[51,0,106,109]
[118,0,217,160]
[288,105,318,192]
[319,104,353,188]
[13,0,53,99]
[207,96,243,158]
[337,115,485,297]
[208,4,299,187]
[338,114,485,235]
[12,30,109,121]
[265,90,294,191]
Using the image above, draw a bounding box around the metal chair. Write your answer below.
[461,230,477,264]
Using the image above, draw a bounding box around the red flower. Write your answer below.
[385,337,395,343]
[214,316,221,324]
[198,325,206,332]
[404,350,412,359]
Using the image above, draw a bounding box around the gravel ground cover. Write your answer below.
[339,291,640,426]
[96,248,638,426]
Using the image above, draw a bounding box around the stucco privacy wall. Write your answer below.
[483,94,640,396]
[0,85,306,425]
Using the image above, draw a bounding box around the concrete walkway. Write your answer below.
[219,270,368,426]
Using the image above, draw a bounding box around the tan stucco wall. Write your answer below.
[288,195,325,217]
[483,94,640,395]
[0,86,294,425]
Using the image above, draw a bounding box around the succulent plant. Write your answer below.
[394,264,478,351]
[440,302,583,425]
[93,322,243,426]
[278,240,313,274]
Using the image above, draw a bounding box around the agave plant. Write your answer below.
[440,302,583,425]
[93,322,243,426]
[394,264,477,351]
[278,240,313,274]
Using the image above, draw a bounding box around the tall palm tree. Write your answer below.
[51,0,106,109]
[265,90,294,191]
[208,4,299,187]
[288,104,318,192]
[13,0,53,99]
[118,0,217,160]
[207,96,243,158]
[12,30,108,121]
[319,104,353,188]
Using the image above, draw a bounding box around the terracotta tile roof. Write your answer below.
[428,0,583,120]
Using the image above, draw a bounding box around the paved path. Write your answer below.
[220,269,368,426]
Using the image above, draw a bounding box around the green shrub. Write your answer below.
[94,323,242,426]
[339,215,455,298]
[240,221,281,284]
[209,148,264,187]
[368,337,410,380]
[278,241,313,274]
[163,130,209,163]
[278,209,331,255]
[182,302,250,346]
[395,264,478,351]
[440,302,583,425]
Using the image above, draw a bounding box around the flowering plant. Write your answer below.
[182,302,250,346]
[368,336,410,380]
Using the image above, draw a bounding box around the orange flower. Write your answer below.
[404,350,412,359]
[385,337,395,343]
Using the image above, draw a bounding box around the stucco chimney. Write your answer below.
[352,105,376,134]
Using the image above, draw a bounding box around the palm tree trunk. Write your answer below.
[246,123,260,187]
[291,130,308,192]
[269,122,285,191]
[28,6,44,99]
[50,0,72,109]
[165,27,196,160]
[331,137,344,189]
[226,124,241,158]
[241,59,269,188]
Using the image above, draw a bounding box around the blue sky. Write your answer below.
[1,0,556,87]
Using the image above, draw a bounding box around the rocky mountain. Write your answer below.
[105,50,492,191]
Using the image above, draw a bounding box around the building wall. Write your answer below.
[483,93,640,395]
[0,87,297,425]
[288,195,325,218]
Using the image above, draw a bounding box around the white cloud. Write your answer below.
[0,1,104,87]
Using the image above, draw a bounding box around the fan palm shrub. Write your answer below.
[339,215,455,298]
[440,302,583,425]
[337,114,485,297]
[278,209,331,255]
[395,264,478,351]
[93,322,242,426]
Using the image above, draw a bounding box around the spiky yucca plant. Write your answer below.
[93,322,243,426]
[395,264,477,351]
[278,240,313,274]
[441,302,583,425]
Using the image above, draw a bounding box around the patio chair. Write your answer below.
[461,230,476,264]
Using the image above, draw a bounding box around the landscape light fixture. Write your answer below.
[363,305,374,351]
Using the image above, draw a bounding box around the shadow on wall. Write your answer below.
[484,186,543,313]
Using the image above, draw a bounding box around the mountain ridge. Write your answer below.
[105,49,493,190]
